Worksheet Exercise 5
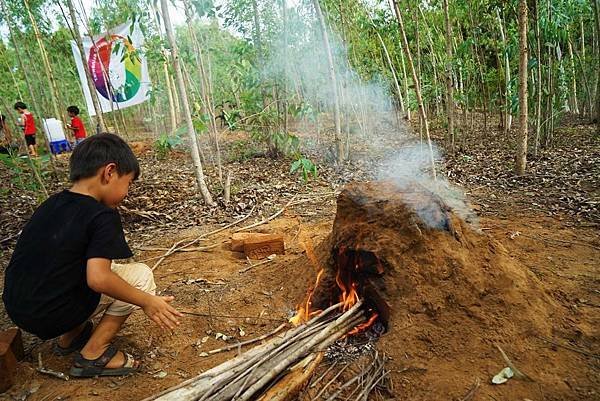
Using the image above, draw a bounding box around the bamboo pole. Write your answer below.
[391,0,437,180]
[65,0,106,132]
[515,0,529,175]
[23,0,71,141]
[160,0,215,206]
[442,0,455,150]
[312,0,344,161]
[0,0,58,173]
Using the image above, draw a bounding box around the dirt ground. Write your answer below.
[0,116,598,400]
[1,208,598,401]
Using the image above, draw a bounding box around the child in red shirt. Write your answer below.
[14,101,38,157]
[67,106,88,146]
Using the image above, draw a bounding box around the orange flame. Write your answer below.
[290,240,379,334]
[289,268,323,325]
[347,312,379,336]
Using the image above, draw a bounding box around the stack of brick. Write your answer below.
[0,328,24,393]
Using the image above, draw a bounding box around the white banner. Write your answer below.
[71,22,151,116]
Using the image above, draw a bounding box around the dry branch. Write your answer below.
[494,344,534,381]
[206,323,287,355]
[150,207,255,271]
[256,352,323,401]
[145,302,364,401]
[235,196,297,232]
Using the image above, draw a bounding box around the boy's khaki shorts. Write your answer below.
[92,262,157,317]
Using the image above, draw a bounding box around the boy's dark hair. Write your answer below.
[14,102,27,110]
[69,133,140,182]
[67,105,80,115]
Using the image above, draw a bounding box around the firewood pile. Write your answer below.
[145,302,369,401]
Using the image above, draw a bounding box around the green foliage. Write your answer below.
[227,139,261,162]
[290,156,317,183]
[154,131,183,158]
[251,129,299,158]
[0,151,50,197]
[0,0,595,161]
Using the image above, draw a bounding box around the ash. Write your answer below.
[324,322,385,363]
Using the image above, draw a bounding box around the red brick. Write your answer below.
[0,342,17,393]
[0,328,24,361]
[243,235,285,259]
[231,233,281,252]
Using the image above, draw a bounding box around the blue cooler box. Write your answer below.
[49,140,72,154]
[43,118,71,155]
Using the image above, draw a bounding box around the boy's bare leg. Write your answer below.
[57,321,88,348]
[80,313,139,369]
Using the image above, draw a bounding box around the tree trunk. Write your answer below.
[66,0,106,133]
[160,0,215,206]
[534,0,542,156]
[442,0,455,151]
[515,0,528,175]
[398,51,411,120]
[392,0,436,180]
[593,0,600,133]
[170,73,181,123]
[0,93,48,198]
[373,25,404,117]
[567,37,579,115]
[312,0,344,161]
[183,0,222,181]
[0,0,58,173]
[497,8,512,133]
[281,0,289,133]
[23,0,70,140]
[150,1,178,133]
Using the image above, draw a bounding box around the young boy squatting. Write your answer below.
[2,133,182,377]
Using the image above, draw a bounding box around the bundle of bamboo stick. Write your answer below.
[145,301,366,401]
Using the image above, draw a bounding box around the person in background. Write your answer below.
[66,105,87,147]
[14,101,38,157]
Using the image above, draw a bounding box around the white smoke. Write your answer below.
[261,2,475,228]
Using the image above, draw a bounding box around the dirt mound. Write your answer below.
[314,181,555,333]
[293,181,574,400]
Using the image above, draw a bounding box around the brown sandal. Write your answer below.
[69,345,139,377]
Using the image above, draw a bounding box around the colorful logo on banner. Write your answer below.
[88,35,142,102]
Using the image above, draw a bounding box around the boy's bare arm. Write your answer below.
[87,258,182,330]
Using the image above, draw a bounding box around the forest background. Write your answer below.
[0,0,598,214]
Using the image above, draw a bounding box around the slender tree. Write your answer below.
[594,0,600,133]
[392,0,436,180]
[442,0,455,150]
[533,0,543,155]
[497,8,512,133]
[312,0,344,161]
[515,0,529,175]
[0,0,58,173]
[150,0,178,133]
[66,0,106,132]
[372,23,405,118]
[160,0,215,206]
[23,0,70,139]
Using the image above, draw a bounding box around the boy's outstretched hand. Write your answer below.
[142,295,183,331]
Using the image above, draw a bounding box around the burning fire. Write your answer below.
[289,241,379,335]
[289,268,324,326]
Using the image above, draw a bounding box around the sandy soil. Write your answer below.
[1,201,598,401]
[0,116,598,401]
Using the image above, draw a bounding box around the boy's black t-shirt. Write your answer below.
[2,190,132,339]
